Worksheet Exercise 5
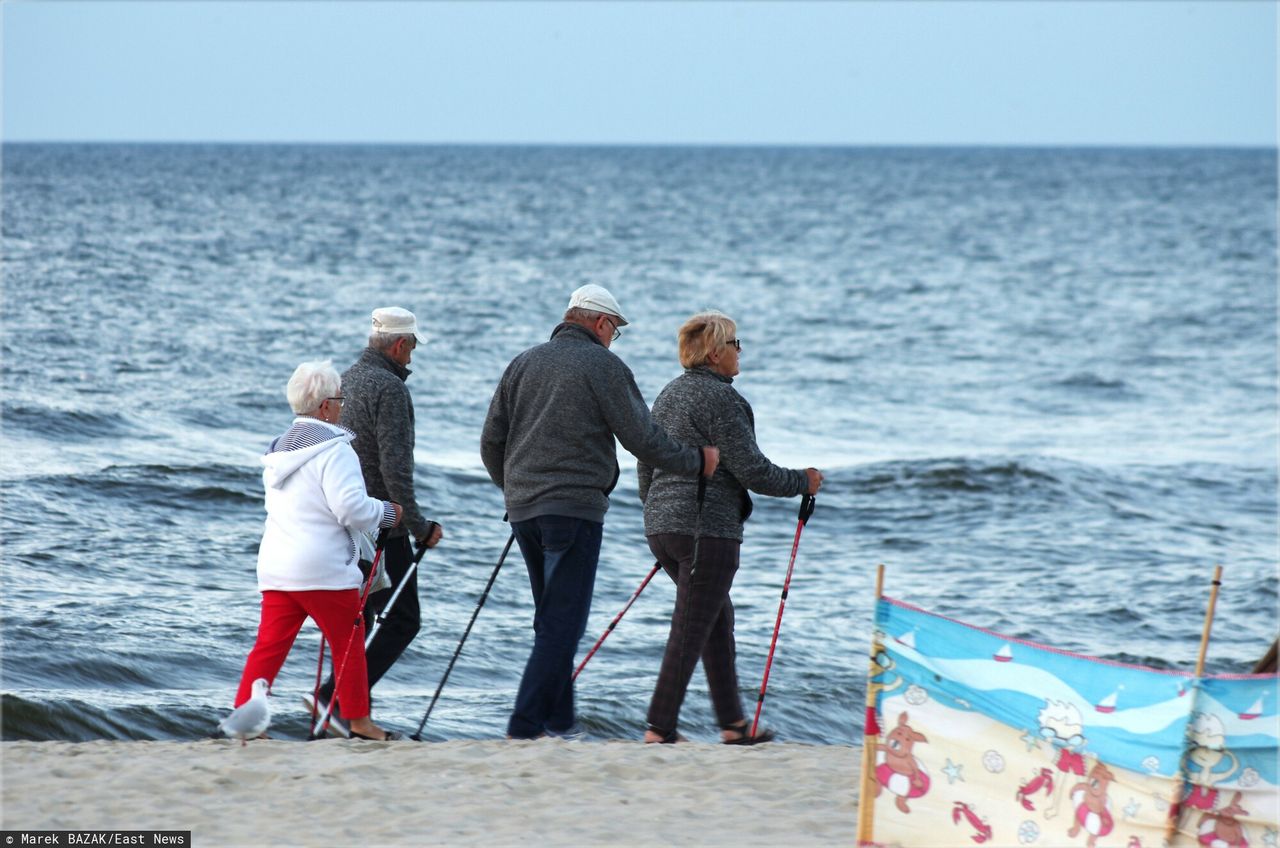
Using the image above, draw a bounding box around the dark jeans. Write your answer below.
[507,515,603,739]
[320,534,420,707]
[645,533,744,736]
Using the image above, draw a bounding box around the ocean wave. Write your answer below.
[857,458,1063,496]
[25,463,261,507]
[2,403,135,440]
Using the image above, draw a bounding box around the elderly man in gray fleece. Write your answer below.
[481,285,719,740]
[311,307,443,736]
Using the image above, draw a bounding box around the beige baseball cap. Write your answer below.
[370,306,425,343]
[567,284,628,326]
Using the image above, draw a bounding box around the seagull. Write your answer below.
[218,678,271,745]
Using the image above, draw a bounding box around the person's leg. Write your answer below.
[506,518,547,738]
[695,539,746,732]
[297,589,371,721]
[361,535,419,689]
[644,535,739,739]
[507,516,601,739]
[318,534,417,706]
[234,591,308,706]
[643,535,689,738]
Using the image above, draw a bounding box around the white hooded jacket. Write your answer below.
[256,418,392,592]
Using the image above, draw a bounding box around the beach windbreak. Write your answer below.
[859,597,1277,848]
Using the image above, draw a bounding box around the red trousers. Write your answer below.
[233,589,370,720]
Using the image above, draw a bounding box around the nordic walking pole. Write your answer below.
[309,532,388,739]
[364,523,439,649]
[574,562,662,681]
[1165,564,1224,842]
[577,477,707,683]
[308,638,327,732]
[750,493,817,737]
[856,563,886,847]
[411,532,515,740]
[310,531,420,739]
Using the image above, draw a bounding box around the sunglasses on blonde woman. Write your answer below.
[726,339,741,352]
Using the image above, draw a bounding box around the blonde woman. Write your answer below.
[638,312,822,744]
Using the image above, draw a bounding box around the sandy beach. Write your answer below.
[1,739,859,846]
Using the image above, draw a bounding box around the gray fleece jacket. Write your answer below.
[638,366,808,542]
[339,347,431,540]
[481,322,703,524]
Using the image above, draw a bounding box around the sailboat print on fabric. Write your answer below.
[858,596,1279,848]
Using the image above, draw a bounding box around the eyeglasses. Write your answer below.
[603,317,622,342]
[726,338,741,352]
[327,396,345,407]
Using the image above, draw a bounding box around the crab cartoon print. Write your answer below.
[1017,767,1055,811]
[952,801,993,843]
[1067,760,1116,848]
[874,711,931,814]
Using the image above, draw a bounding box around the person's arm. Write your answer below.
[321,445,396,533]
[712,392,808,498]
[375,384,430,539]
[636,458,654,503]
[597,361,702,476]
[480,378,509,490]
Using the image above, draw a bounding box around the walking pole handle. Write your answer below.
[798,493,816,525]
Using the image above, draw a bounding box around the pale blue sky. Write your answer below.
[3,1,1275,145]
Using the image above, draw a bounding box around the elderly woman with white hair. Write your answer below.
[229,360,404,741]
[638,311,823,744]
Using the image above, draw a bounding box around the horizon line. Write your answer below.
[2,139,1276,151]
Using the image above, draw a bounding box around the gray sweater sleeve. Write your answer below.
[480,378,508,490]
[595,361,701,475]
[376,383,430,539]
[637,458,654,503]
[711,392,808,498]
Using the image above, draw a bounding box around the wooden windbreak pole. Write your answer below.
[1165,564,1224,844]
[856,564,886,847]
[1194,564,1223,678]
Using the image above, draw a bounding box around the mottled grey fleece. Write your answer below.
[481,322,703,524]
[339,347,431,540]
[638,366,808,542]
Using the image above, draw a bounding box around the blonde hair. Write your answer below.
[678,311,737,369]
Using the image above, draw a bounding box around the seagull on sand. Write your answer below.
[218,678,271,745]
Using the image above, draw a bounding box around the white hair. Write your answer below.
[368,331,415,352]
[286,360,341,414]
[564,306,607,325]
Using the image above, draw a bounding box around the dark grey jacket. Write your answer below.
[339,347,431,540]
[638,366,808,542]
[481,322,703,524]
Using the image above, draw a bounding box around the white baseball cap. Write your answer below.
[370,306,425,343]
[567,284,628,326]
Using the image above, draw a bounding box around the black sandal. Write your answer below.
[350,730,405,741]
[722,721,775,746]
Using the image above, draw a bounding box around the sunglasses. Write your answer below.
[726,338,741,352]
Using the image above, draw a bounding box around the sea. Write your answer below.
[1,144,1275,744]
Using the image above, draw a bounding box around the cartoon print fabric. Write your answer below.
[859,597,1278,848]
